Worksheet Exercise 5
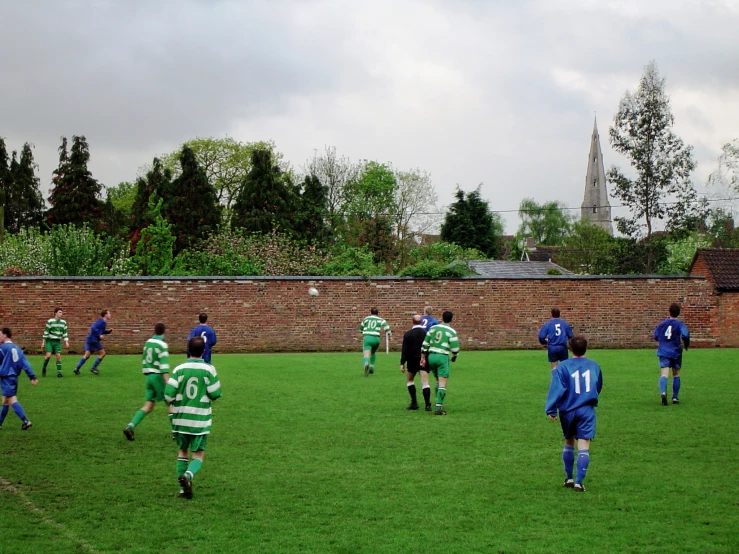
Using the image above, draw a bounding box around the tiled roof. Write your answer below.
[690,249,739,290]
[468,260,573,278]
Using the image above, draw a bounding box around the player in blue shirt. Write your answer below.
[74,310,113,375]
[654,303,690,406]
[545,335,603,492]
[538,308,574,369]
[187,313,217,364]
[0,327,38,430]
[421,306,439,331]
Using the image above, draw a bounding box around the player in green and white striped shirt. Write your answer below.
[123,323,170,441]
[421,310,459,415]
[359,307,391,376]
[41,307,69,378]
[164,335,222,499]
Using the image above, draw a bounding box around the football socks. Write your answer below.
[12,402,28,423]
[672,376,681,400]
[130,410,147,429]
[576,450,590,485]
[185,458,202,481]
[0,405,8,425]
[75,357,87,371]
[177,457,188,478]
[407,382,417,405]
[91,357,103,371]
[422,386,431,407]
[436,387,446,410]
[562,445,575,480]
[659,376,668,395]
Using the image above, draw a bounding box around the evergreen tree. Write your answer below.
[129,158,174,247]
[6,143,44,232]
[440,186,504,258]
[166,145,221,253]
[297,174,330,245]
[47,136,103,227]
[231,146,298,234]
[0,139,11,235]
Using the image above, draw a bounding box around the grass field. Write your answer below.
[1,349,738,554]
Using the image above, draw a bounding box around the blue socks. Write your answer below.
[92,357,103,370]
[75,357,87,370]
[0,405,8,424]
[672,377,681,400]
[562,445,575,480]
[576,450,590,485]
[11,402,28,423]
[659,376,668,395]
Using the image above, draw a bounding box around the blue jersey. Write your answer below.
[538,318,573,349]
[545,357,602,416]
[0,341,36,379]
[187,325,217,360]
[654,318,689,358]
[86,318,111,343]
[421,315,439,331]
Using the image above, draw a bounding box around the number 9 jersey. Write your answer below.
[545,357,603,417]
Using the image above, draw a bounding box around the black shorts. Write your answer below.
[406,359,425,375]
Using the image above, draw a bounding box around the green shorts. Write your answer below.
[175,433,208,452]
[45,340,62,354]
[427,353,450,378]
[362,335,381,352]
[144,373,166,402]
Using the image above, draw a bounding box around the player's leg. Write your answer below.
[176,445,192,498]
[91,349,106,374]
[369,345,378,374]
[179,438,207,498]
[671,365,681,404]
[3,390,31,429]
[55,349,63,377]
[659,359,670,406]
[75,350,92,374]
[406,368,418,409]
[420,370,432,410]
[362,336,372,375]
[562,437,575,487]
[435,375,448,415]
[573,406,595,491]
[0,395,10,429]
[124,401,155,440]
[574,439,591,491]
[42,349,52,376]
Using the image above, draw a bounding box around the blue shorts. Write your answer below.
[559,405,596,440]
[85,341,104,353]
[659,356,682,370]
[548,346,568,363]
[1,376,19,397]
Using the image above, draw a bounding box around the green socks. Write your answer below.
[129,410,147,429]
[436,387,446,408]
[185,458,203,480]
[177,457,188,478]
[56,361,62,373]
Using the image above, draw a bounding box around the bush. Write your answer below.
[47,224,121,276]
[0,227,51,275]
[399,259,471,278]
[321,245,383,277]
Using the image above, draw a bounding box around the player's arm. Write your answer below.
[210,330,217,346]
[158,349,170,374]
[449,333,460,362]
[653,325,660,341]
[164,371,180,405]
[23,358,38,384]
[566,324,573,340]
[537,324,548,345]
[544,369,566,419]
[596,367,603,394]
[206,372,222,401]
[42,321,50,347]
[681,323,690,350]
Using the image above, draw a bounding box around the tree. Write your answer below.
[231,146,298,235]
[0,139,11,237]
[557,221,615,274]
[608,61,698,272]
[297,174,331,245]
[440,185,504,258]
[129,159,174,249]
[393,168,439,241]
[305,146,359,233]
[166,145,221,253]
[47,136,104,227]
[133,198,177,276]
[707,139,739,217]
[516,198,572,246]
[8,143,44,232]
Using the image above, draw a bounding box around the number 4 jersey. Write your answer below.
[654,318,690,359]
[164,359,222,435]
[545,357,603,416]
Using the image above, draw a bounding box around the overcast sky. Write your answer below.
[1,0,738,233]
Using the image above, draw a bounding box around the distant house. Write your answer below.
[468,260,572,278]
[689,248,739,347]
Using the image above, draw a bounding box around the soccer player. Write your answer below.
[359,307,391,376]
[74,310,112,375]
[420,310,459,415]
[41,307,69,378]
[538,308,574,369]
[187,313,217,364]
[400,314,430,411]
[0,328,38,431]
[123,323,170,441]
[654,303,690,406]
[165,336,222,499]
[420,306,438,331]
[545,335,603,492]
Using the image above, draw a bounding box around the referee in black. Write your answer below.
[400,314,430,411]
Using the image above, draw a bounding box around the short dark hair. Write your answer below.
[371,307,379,315]
[570,335,588,356]
[54,307,63,315]
[154,323,166,335]
[1,327,11,338]
[669,303,681,318]
[199,313,208,324]
[442,310,453,323]
[551,308,560,318]
[188,336,205,358]
[101,309,110,318]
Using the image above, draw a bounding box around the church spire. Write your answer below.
[581,117,613,235]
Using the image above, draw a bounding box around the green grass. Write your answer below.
[1,350,738,553]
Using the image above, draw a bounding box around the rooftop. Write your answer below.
[468,260,573,278]
[690,248,739,291]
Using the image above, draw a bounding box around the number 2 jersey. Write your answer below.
[654,318,690,359]
[545,357,603,416]
[164,359,222,435]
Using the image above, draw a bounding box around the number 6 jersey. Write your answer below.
[164,359,222,435]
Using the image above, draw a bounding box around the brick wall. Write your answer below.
[718,292,739,347]
[0,276,719,354]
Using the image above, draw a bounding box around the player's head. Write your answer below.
[442,310,453,323]
[669,303,681,318]
[154,322,166,336]
[199,313,208,324]
[570,335,588,356]
[0,327,12,341]
[551,308,560,318]
[188,336,206,358]
[424,306,433,315]
[371,307,379,315]
[412,314,422,325]
[101,309,110,319]
[54,307,63,317]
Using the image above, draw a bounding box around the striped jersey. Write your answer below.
[142,335,170,374]
[359,315,391,337]
[164,359,222,435]
[43,318,68,341]
[422,324,460,357]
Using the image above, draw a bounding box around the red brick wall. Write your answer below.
[718,292,739,347]
[0,277,719,354]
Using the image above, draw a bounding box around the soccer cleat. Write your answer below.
[123,427,135,441]
[91,368,100,375]
[74,369,80,375]
[368,369,374,375]
[21,421,32,431]
[178,475,193,499]
[661,393,668,406]
[406,403,419,411]
[574,483,586,492]
[434,409,447,416]
[425,405,432,412]
[177,491,186,498]
[564,479,575,488]
[364,364,369,377]
[672,398,679,405]
[57,373,63,378]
